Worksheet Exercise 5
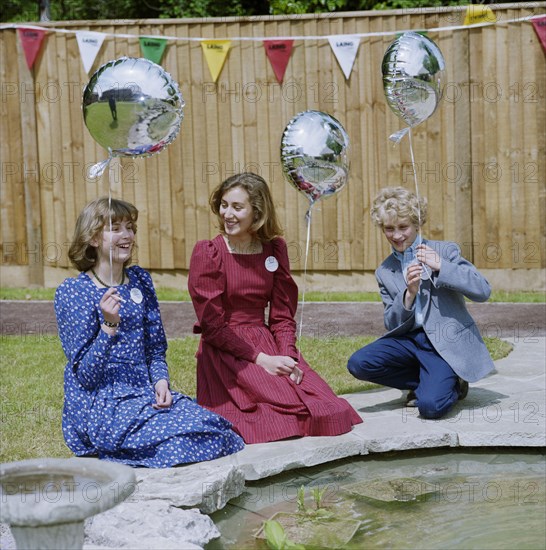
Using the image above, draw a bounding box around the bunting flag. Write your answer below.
[18,27,47,70]
[328,35,360,80]
[463,5,497,26]
[76,31,106,73]
[139,36,168,65]
[531,15,546,53]
[201,40,231,83]
[6,14,539,85]
[263,40,294,84]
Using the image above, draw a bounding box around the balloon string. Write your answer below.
[408,127,435,286]
[297,203,313,359]
[408,127,421,230]
[108,184,113,286]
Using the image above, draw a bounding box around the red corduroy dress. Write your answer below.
[188,235,363,444]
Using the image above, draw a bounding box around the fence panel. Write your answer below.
[1,4,544,285]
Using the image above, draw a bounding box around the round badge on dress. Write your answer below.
[130,287,143,304]
[265,256,279,272]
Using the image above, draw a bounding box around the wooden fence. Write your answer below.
[1,3,545,287]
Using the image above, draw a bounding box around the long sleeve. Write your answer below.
[433,241,491,302]
[268,238,299,358]
[134,266,169,385]
[54,278,116,391]
[188,240,260,362]
[377,269,416,333]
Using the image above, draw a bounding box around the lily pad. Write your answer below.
[344,477,439,502]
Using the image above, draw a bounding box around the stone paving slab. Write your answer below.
[133,462,246,514]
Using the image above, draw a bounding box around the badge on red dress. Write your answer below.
[265,256,279,272]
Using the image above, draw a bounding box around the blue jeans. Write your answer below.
[347,329,459,419]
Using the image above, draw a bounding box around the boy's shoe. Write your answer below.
[406,379,467,408]
[405,390,417,407]
[458,378,469,400]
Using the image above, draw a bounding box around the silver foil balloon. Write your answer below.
[83,57,184,174]
[281,110,350,207]
[382,32,445,128]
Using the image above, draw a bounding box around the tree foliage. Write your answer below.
[2,0,37,22]
[1,0,518,23]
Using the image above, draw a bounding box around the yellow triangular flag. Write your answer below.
[463,5,497,26]
[201,40,231,83]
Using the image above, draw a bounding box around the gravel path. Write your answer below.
[1,301,544,339]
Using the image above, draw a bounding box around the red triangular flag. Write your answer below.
[264,40,294,84]
[532,15,546,54]
[18,27,47,70]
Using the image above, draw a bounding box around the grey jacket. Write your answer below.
[376,239,495,383]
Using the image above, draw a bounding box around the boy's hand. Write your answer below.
[404,263,422,308]
[416,244,441,272]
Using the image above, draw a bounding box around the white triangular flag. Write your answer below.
[328,35,360,80]
[76,31,106,74]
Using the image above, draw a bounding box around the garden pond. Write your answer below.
[208,448,545,549]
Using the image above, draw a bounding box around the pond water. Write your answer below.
[208,448,545,549]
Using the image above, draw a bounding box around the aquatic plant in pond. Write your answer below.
[255,485,361,548]
[261,520,304,550]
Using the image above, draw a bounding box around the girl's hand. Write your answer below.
[153,379,173,409]
[100,287,122,325]
[256,353,302,383]
[289,366,304,385]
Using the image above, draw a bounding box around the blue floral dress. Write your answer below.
[54,265,244,468]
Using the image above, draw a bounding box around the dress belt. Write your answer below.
[193,308,266,334]
[224,307,265,325]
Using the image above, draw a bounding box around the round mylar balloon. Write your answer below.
[281,110,350,206]
[382,32,445,128]
[83,57,184,160]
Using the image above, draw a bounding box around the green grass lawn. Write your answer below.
[0,334,512,463]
